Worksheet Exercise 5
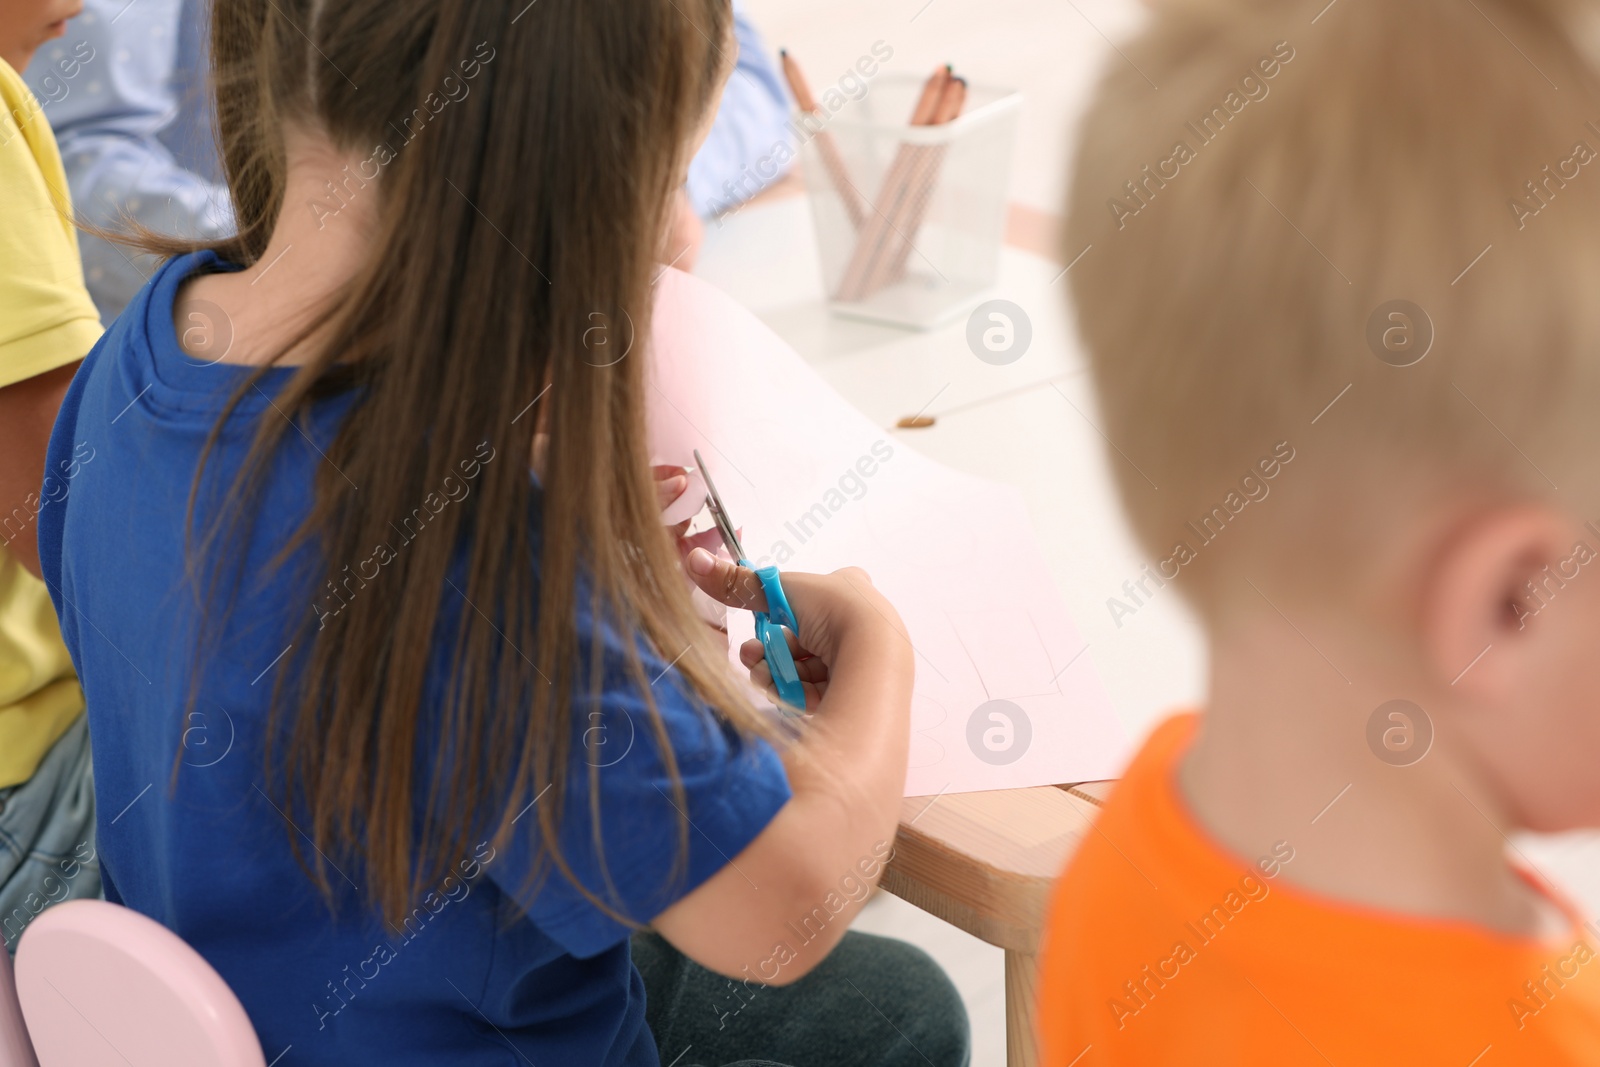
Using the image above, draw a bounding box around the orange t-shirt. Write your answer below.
[1038,714,1600,1065]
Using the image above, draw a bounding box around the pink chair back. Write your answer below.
[0,946,40,1067]
[13,900,264,1067]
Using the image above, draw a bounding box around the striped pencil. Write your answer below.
[834,66,951,303]
[781,51,867,229]
[868,75,968,292]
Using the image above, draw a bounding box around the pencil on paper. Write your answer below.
[781,51,867,229]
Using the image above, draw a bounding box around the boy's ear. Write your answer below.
[1419,505,1577,699]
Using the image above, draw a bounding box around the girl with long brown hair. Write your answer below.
[36,0,970,1063]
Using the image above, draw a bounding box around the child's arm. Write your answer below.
[649,549,913,985]
[0,361,79,578]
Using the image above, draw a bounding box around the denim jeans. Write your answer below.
[634,928,971,1067]
[0,714,100,954]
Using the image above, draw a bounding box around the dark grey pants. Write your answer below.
[634,928,971,1067]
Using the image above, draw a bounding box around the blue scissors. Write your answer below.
[694,450,806,714]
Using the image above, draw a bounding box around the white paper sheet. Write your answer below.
[649,268,1129,796]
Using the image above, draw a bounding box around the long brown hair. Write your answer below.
[167,0,766,924]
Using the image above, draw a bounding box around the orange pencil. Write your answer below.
[836,65,951,302]
[781,51,867,229]
[876,75,968,287]
[911,65,951,124]
[780,49,817,109]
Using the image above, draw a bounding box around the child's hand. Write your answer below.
[653,552,913,985]
[738,626,830,710]
[654,463,724,559]
[684,547,911,712]
[653,463,688,511]
[655,465,729,642]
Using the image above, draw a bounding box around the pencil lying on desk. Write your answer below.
[781,50,867,229]
[834,66,953,303]
[874,75,968,291]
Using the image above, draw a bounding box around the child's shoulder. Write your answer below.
[0,57,61,196]
[0,56,99,387]
[1048,711,1199,915]
[0,55,34,115]
[1037,712,1600,1065]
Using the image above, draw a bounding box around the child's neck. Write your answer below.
[1180,612,1570,941]
[178,126,377,368]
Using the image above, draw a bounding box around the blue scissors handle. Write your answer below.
[745,561,805,714]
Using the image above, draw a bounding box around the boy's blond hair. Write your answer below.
[1067,0,1600,617]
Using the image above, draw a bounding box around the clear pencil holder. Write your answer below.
[797,75,1021,331]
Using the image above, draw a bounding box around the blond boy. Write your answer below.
[1040,0,1600,1061]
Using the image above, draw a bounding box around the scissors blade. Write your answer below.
[693,449,746,561]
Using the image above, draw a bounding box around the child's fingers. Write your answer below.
[739,637,765,668]
[750,660,773,691]
[738,628,803,664]
[772,679,825,712]
[676,526,724,561]
[654,464,689,510]
[747,655,826,710]
[793,655,829,684]
[738,635,828,695]
[686,548,768,612]
[741,640,829,682]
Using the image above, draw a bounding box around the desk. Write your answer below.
[887,781,1115,1066]
[697,196,1205,740]
[697,196,1204,1066]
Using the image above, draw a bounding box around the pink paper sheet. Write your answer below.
[649,269,1129,797]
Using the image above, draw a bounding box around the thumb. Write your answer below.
[686,547,769,613]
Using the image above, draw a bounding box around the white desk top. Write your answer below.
[697,196,1205,746]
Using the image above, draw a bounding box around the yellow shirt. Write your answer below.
[0,59,102,789]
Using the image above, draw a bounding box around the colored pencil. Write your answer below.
[781,50,867,229]
[875,75,968,288]
[834,66,954,303]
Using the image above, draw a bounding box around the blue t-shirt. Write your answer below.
[38,250,792,1066]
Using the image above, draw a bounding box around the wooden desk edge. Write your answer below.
[1060,779,1115,806]
[881,782,1115,953]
